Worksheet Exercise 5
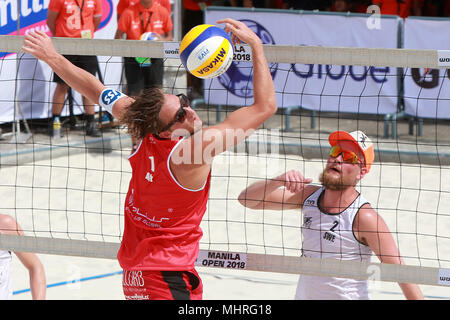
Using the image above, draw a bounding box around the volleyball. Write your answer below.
[135,32,159,66]
[180,24,234,79]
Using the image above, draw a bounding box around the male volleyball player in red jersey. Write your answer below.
[23,18,277,300]
[238,130,424,300]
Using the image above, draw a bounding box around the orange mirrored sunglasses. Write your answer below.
[329,145,361,164]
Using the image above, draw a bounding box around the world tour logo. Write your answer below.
[217,19,278,99]
[1,0,113,58]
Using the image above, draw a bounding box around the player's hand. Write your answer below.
[217,18,262,48]
[273,170,313,194]
[22,30,58,63]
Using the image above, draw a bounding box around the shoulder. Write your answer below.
[157,0,171,13]
[352,203,382,245]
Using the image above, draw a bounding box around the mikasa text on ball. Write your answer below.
[180,24,234,79]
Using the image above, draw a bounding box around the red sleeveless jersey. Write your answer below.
[117,134,211,271]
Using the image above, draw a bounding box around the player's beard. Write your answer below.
[319,167,356,191]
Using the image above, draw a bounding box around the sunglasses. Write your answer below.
[159,93,189,133]
[329,145,362,164]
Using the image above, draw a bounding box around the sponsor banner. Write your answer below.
[404,18,450,119]
[0,0,120,124]
[196,250,247,270]
[204,9,400,114]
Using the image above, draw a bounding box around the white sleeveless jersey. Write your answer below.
[0,250,12,300]
[295,187,373,300]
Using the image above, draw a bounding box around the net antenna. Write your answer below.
[0,35,449,289]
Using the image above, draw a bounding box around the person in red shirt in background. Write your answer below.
[115,0,173,153]
[46,0,102,137]
[23,18,278,300]
[371,0,413,18]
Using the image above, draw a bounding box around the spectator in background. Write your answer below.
[23,18,278,300]
[115,0,173,153]
[182,0,211,100]
[46,0,102,137]
[282,0,332,10]
[412,0,450,17]
[238,130,424,300]
[0,214,46,300]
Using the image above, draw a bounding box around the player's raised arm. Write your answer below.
[22,30,132,120]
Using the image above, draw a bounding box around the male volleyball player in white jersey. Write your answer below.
[0,214,46,299]
[238,130,424,300]
[22,19,277,299]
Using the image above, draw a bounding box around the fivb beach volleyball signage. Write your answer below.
[0,0,117,123]
[205,9,400,115]
[403,17,450,120]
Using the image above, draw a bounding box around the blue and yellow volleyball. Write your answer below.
[180,24,234,79]
[135,32,159,66]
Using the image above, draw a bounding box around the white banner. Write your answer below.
[404,18,450,119]
[204,9,400,114]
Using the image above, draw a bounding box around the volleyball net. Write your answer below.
[0,35,449,288]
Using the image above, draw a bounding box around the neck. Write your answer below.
[320,187,359,213]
